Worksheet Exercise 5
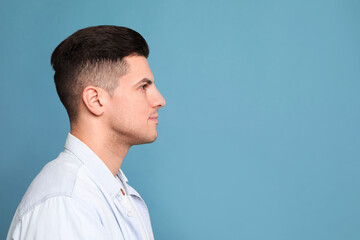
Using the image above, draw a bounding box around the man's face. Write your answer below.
[104,55,166,145]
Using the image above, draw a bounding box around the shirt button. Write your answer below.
[127,210,133,217]
[121,188,126,196]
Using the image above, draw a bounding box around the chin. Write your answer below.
[145,134,158,144]
[131,133,158,146]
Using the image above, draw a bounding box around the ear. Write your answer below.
[82,86,106,116]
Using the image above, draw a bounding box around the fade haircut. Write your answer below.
[51,25,149,122]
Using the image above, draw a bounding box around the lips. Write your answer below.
[149,115,158,122]
[149,114,158,119]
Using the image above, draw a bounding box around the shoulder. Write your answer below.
[7,151,108,239]
[16,150,83,218]
[7,194,108,240]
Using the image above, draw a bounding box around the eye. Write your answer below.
[140,84,148,91]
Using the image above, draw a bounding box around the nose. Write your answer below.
[151,86,166,108]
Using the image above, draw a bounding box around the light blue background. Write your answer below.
[1,0,359,239]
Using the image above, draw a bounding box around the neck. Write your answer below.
[70,126,131,177]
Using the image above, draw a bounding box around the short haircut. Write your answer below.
[51,25,149,122]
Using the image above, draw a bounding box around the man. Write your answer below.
[7,25,166,240]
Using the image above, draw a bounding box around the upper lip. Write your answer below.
[149,114,158,119]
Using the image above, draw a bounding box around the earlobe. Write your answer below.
[82,86,104,116]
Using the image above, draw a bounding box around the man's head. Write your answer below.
[51,25,149,121]
[51,26,166,145]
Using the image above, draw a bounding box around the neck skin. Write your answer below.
[70,119,131,177]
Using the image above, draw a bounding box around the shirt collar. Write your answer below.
[118,169,128,183]
[117,169,142,199]
[64,133,122,197]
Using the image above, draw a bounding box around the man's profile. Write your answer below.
[7,25,165,240]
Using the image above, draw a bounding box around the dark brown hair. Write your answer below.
[51,25,149,121]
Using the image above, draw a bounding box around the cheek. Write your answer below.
[108,95,131,122]
[123,96,149,120]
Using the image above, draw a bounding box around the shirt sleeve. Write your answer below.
[7,195,111,240]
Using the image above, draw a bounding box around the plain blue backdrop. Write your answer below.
[1,0,359,239]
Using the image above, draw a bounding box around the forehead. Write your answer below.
[120,55,153,84]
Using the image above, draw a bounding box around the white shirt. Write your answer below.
[7,133,154,240]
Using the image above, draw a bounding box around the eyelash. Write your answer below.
[140,84,148,91]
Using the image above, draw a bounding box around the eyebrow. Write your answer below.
[135,78,154,86]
